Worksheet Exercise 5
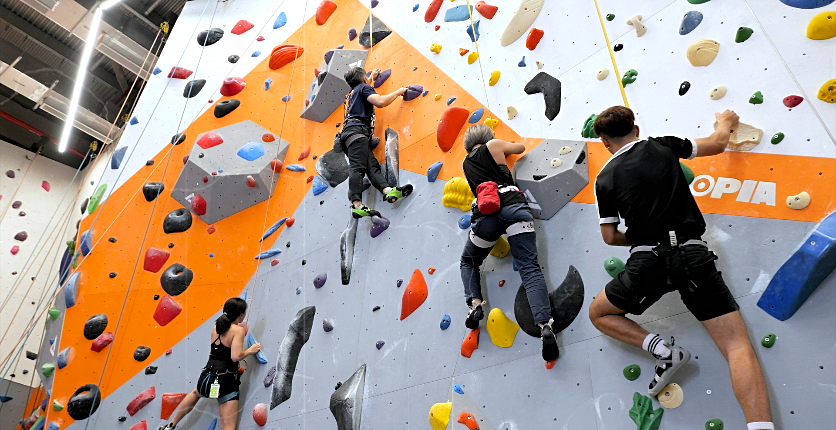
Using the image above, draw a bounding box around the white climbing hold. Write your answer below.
[597,68,609,80]
[559,146,572,155]
[626,15,647,37]
[500,0,546,47]
[709,85,727,100]
[507,106,518,120]
[715,120,763,151]
[551,158,562,168]
[658,383,684,409]
[536,61,544,69]
[786,191,810,210]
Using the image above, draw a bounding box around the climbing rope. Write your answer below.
[464,0,493,114]
[368,0,374,54]
[592,0,630,108]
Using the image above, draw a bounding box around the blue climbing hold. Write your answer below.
[512,258,518,271]
[453,383,464,394]
[273,12,287,29]
[286,164,306,172]
[312,176,328,195]
[518,56,526,67]
[79,229,93,256]
[57,347,70,369]
[65,272,79,308]
[413,4,419,12]
[447,96,456,105]
[49,338,55,345]
[255,249,282,260]
[48,421,60,430]
[427,161,443,182]
[264,78,272,90]
[466,20,480,42]
[207,418,218,430]
[111,146,127,169]
[458,214,471,229]
[0,395,12,403]
[129,116,138,125]
[237,142,265,161]
[239,290,248,301]
[209,253,214,258]
[251,50,261,57]
[445,5,474,22]
[295,287,301,295]
[282,95,291,102]
[440,314,451,330]
[246,333,268,363]
[261,217,288,242]
[679,11,703,35]
[779,0,835,8]
[422,90,429,97]
[152,66,162,75]
[468,107,485,123]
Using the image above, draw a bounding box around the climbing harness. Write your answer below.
[630,231,708,292]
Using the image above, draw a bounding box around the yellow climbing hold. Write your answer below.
[807,11,836,40]
[490,236,509,257]
[507,106,518,120]
[442,177,475,212]
[489,70,501,86]
[658,383,684,409]
[430,43,442,54]
[818,79,836,103]
[686,38,720,67]
[484,118,499,129]
[428,402,452,430]
[486,308,519,348]
[467,51,479,64]
[434,94,442,101]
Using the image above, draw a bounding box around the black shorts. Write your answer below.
[196,369,240,404]
[605,243,739,321]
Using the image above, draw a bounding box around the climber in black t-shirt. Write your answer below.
[588,106,774,430]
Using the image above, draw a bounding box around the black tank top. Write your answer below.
[206,333,238,372]
[462,144,526,206]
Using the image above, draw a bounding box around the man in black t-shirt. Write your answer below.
[340,67,413,218]
[588,106,774,430]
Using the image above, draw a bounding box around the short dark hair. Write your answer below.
[344,67,366,88]
[594,106,635,138]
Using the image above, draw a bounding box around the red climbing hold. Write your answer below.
[545,359,556,369]
[435,25,440,31]
[196,131,223,149]
[526,28,544,50]
[285,217,295,227]
[498,280,505,287]
[126,386,156,416]
[459,48,469,56]
[246,176,257,187]
[203,176,209,183]
[461,329,479,358]
[160,393,186,420]
[457,412,480,430]
[129,420,147,430]
[262,133,275,142]
[783,95,803,108]
[143,248,170,273]
[425,0,443,23]
[10,246,19,255]
[191,194,207,216]
[314,68,321,77]
[315,1,338,25]
[165,349,173,355]
[91,332,114,352]
[153,295,182,327]
[42,181,50,192]
[270,159,283,172]
[269,45,304,70]
[306,175,314,183]
[271,259,279,266]
[230,20,254,35]
[437,107,470,152]
[256,35,265,41]
[207,225,216,234]
[299,147,311,160]
[475,1,498,19]
[400,269,429,320]
[253,403,268,426]
[428,267,436,275]
[220,77,246,97]
[167,67,193,79]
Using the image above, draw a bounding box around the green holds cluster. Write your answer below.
[749,91,764,104]
[48,306,60,320]
[735,27,753,43]
[761,333,776,348]
[622,69,638,86]
[705,419,724,429]
[623,364,641,381]
[605,257,625,278]
[629,392,664,430]
[771,132,785,144]
[680,162,695,184]
[606,14,615,21]
[582,114,599,138]
[42,363,56,377]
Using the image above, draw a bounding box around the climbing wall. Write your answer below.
[16,1,836,430]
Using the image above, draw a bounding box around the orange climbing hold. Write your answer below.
[196,130,223,149]
[526,28,544,50]
[400,269,429,320]
[545,359,556,369]
[435,25,440,31]
[461,329,480,358]
[270,159,283,172]
[271,259,280,266]
[191,193,207,216]
[285,217,295,227]
[230,20,254,35]
[246,176,256,187]
[315,0,338,25]
[143,248,170,273]
[262,133,275,142]
[299,147,311,160]
[457,412,480,430]
[425,0,444,23]
[437,107,470,152]
[428,267,436,274]
[306,175,314,183]
[459,48,469,56]
[160,393,186,420]
[475,1,498,19]
[269,45,304,70]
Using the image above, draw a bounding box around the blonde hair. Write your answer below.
[464,124,495,153]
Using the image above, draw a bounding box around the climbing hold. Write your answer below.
[255,249,282,260]
[786,191,811,210]
[606,13,615,21]
[268,45,304,70]
[705,419,724,430]
[67,384,101,420]
[679,81,691,96]
[329,364,366,430]
[375,340,385,350]
[518,56,526,67]
[228,55,239,63]
[679,11,702,35]
[57,346,72,368]
[111,146,127,169]
[413,4,419,12]
[447,96,457,105]
[500,0,545,46]
[443,177,476,211]
[404,85,424,101]
[461,329,480,357]
[735,26,754,43]
[466,20,480,42]
[486,308,519,348]
[749,91,764,104]
[250,403,268,427]
[359,15,392,47]
[160,393,187,420]
[170,132,187,146]
[582,114,598,138]
[490,236,510,257]
[761,333,776,348]
[425,0,443,22]
[127,387,156,416]
[488,70,500,86]
[52,399,63,411]
[134,346,151,361]
[629,392,664,430]
[153,295,182,326]
[10,245,19,255]
[11,201,21,208]
[686,39,720,66]
[613,43,624,52]
[231,19,254,35]
[445,5,474,22]
[370,216,390,238]
[716,120,763,151]
[430,43,442,54]
[483,118,498,129]
[347,28,357,41]
[196,130,223,149]
[438,314,452,331]
[87,183,107,213]
[771,132,785,144]
[428,267,436,275]
[467,51,479,64]
[525,72,562,120]
[271,307,315,408]
[298,146,312,161]
[604,257,625,278]
[246,333,267,364]
[167,66,193,79]
[311,176,328,196]
[42,363,55,377]
[622,69,638,86]
[507,106,518,119]
[91,332,114,352]
[237,141,265,161]
[163,208,192,234]
[808,10,836,40]
[469,107,485,124]
[372,69,392,88]
[783,95,804,108]
[286,164,306,172]
[190,193,207,216]
[220,77,246,97]
[160,264,193,296]
[515,266,584,337]
[818,79,836,103]
[429,402,452,430]
[273,12,287,29]
[400,269,429,320]
[196,28,223,46]
[680,162,695,184]
[313,273,328,289]
[709,84,727,100]
[434,94,442,101]
[526,28,544,50]
[78,229,91,255]
[83,314,108,340]
[626,14,647,37]
[214,99,240,118]
[658,383,684,409]
[437,107,470,152]
[623,364,641,381]
[597,68,609,80]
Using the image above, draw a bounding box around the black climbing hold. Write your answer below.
[144,366,158,375]
[142,183,165,202]
[302,259,307,265]
[679,81,691,96]
[228,55,240,63]
[286,242,291,248]
[22,370,28,374]
[109,272,117,278]
[515,265,585,338]
[614,43,623,52]
[198,153,204,158]
[133,346,151,361]
[524,72,562,121]
[108,237,116,243]
[163,208,192,234]
[168,243,174,248]
[160,264,193,296]
[80,198,88,214]
[575,151,586,165]
[67,384,101,420]
[533,174,546,181]
[359,15,392,48]
[214,99,240,118]
[183,80,206,98]
[83,314,108,340]
[118,417,127,422]
[26,351,38,360]
[146,160,154,166]
[317,71,328,86]
[197,28,224,46]
[171,133,187,145]
[154,294,160,300]
[372,306,380,312]
[316,150,350,187]
[335,382,342,390]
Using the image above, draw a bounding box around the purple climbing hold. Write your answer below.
[264,366,277,387]
[427,161,443,182]
[14,231,28,241]
[371,0,378,7]
[336,44,344,49]
[370,216,390,238]
[5,170,14,178]
[373,69,392,88]
[376,340,385,350]
[12,201,22,209]
[324,50,335,64]
[323,318,333,332]
[282,95,291,102]
[313,273,327,288]
[403,85,424,101]
[348,28,357,41]
[396,279,403,287]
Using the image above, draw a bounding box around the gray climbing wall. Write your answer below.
[512,139,589,220]
[300,50,368,123]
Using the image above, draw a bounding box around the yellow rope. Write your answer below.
[592,0,629,108]
[464,0,491,111]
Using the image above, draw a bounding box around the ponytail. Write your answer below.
[215,297,247,334]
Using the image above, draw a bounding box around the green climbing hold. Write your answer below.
[749,91,764,104]
[66,240,76,254]
[680,162,695,184]
[71,252,79,269]
[87,184,108,214]
[48,306,60,320]
[42,363,55,377]
[761,333,776,348]
[582,114,599,138]
[604,257,625,278]
[53,400,64,411]
[687,0,711,3]
[735,27,753,43]
[623,364,641,381]
[622,69,638,87]
[771,132,784,145]
[705,419,724,430]
[629,392,664,430]
[606,14,615,21]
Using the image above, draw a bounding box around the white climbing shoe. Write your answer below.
[465,302,485,329]
[158,423,176,430]
[648,337,691,397]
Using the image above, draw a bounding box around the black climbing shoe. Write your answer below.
[648,337,691,397]
[541,323,560,362]
[158,423,176,430]
[465,303,484,329]
[384,184,413,203]
[351,205,381,219]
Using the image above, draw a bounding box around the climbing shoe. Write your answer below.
[541,321,560,362]
[384,184,414,203]
[465,303,484,329]
[648,337,691,397]
[351,205,381,219]
[158,424,176,430]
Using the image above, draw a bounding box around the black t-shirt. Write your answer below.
[595,136,705,245]
[343,83,376,128]
[463,144,527,207]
